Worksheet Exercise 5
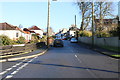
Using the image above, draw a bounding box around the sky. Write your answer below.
[0,1,81,32]
[0,1,118,33]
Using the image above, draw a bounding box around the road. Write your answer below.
[1,40,119,79]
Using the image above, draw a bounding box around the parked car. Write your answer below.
[62,38,67,40]
[53,39,64,47]
[62,37,67,40]
[70,38,78,43]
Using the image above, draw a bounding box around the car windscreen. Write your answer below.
[71,38,76,40]
[55,40,62,42]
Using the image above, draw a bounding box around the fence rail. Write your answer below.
[0,42,47,57]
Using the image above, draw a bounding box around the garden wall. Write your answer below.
[78,37,120,48]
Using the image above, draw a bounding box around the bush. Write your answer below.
[16,36,26,44]
[109,27,120,37]
[79,30,92,37]
[0,35,14,46]
[96,31,110,37]
[40,35,47,42]
[30,34,40,43]
[51,35,56,39]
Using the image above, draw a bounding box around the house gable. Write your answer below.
[28,26,41,30]
[0,22,17,30]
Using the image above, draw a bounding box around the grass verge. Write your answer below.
[101,46,120,53]
[112,55,120,57]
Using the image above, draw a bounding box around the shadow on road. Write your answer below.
[9,61,120,74]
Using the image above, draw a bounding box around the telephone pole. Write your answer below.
[47,0,57,48]
[47,0,50,48]
[92,2,94,48]
[75,15,76,27]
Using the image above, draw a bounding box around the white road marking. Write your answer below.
[0,71,7,75]
[5,75,13,79]
[11,71,18,75]
[75,55,82,63]
[16,63,21,66]
[75,55,77,57]
[6,68,12,71]
[16,68,20,71]
[75,55,97,78]
[5,57,36,79]
[12,65,17,68]
[0,59,27,76]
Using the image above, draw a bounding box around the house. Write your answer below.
[67,25,79,38]
[60,28,68,34]
[0,22,32,42]
[95,18,118,32]
[55,28,68,39]
[22,31,31,42]
[28,26,43,38]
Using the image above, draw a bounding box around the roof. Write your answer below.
[36,33,40,35]
[16,27,31,34]
[29,31,35,33]
[0,22,17,30]
[23,28,30,31]
[0,22,31,34]
[23,28,36,33]
[95,19,117,22]
[28,26,41,30]
[23,31,31,34]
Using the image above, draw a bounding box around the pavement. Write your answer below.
[78,42,120,59]
[0,48,48,62]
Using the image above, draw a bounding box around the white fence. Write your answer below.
[78,37,120,48]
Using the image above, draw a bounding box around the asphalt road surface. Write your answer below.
[1,40,119,79]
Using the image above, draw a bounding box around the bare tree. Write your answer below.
[95,2,113,32]
[77,1,92,31]
[19,24,23,29]
[76,1,114,33]
[48,27,54,36]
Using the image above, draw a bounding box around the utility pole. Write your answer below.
[75,15,76,27]
[47,0,50,48]
[75,15,78,39]
[92,2,94,48]
[47,0,57,48]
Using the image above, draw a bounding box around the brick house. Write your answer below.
[95,18,118,32]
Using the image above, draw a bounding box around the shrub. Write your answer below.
[31,34,39,43]
[96,31,110,37]
[79,30,92,37]
[51,35,56,39]
[40,35,47,42]
[0,35,14,46]
[16,36,26,44]
[109,27,120,37]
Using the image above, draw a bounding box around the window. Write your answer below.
[16,33,19,37]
